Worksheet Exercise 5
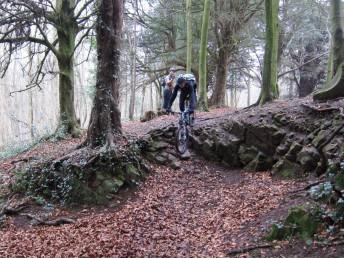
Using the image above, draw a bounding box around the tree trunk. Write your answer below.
[230,87,234,107]
[186,0,192,73]
[56,0,80,137]
[258,0,279,105]
[247,79,251,107]
[198,0,210,111]
[210,48,229,106]
[298,43,322,97]
[86,0,123,148]
[313,0,344,101]
[326,43,334,83]
[141,84,146,117]
[150,83,154,111]
[28,48,34,139]
[129,56,136,120]
[129,8,137,121]
[331,0,344,75]
[299,73,317,97]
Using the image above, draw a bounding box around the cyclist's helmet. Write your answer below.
[177,74,186,85]
[177,73,196,85]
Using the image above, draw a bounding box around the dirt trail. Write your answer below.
[0,109,311,257]
[0,161,303,257]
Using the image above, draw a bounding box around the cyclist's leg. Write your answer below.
[162,88,169,110]
[179,91,187,112]
[189,82,197,112]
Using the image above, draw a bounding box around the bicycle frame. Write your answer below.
[175,111,195,154]
[176,111,194,126]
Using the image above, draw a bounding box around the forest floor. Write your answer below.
[0,107,343,257]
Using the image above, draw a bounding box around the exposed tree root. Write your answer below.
[301,104,341,113]
[290,179,326,194]
[227,244,273,256]
[0,203,75,227]
[317,123,344,174]
[22,213,75,226]
[313,63,344,101]
[0,204,27,216]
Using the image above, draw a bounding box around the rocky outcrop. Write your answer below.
[142,99,344,178]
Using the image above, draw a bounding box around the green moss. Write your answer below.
[267,207,320,241]
[11,146,145,205]
[335,172,344,190]
[272,159,303,179]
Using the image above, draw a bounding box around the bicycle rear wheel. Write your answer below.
[176,124,189,154]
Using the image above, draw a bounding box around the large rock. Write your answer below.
[244,152,274,172]
[285,142,303,162]
[201,139,217,160]
[275,140,292,156]
[245,123,285,155]
[312,129,330,147]
[148,140,170,152]
[222,120,245,140]
[102,178,124,194]
[272,158,303,179]
[297,146,320,172]
[140,110,157,122]
[215,134,241,167]
[238,145,259,165]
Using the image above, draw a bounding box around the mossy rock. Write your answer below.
[244,152,274,172]
[102,178,124,194]
[275,141,292,156]
[14,146,145,205]
[215,136,241,167]
[312,130,330,147]
[335,172,344,191]
[297,146,320,172]
[267,207,319,241]
[285,142,303,162]
[238,145,259,165]
[245,123,283,155]
[272,159,303,179]
[147,140,170,152]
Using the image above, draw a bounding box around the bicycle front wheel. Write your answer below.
[176,125,189,154]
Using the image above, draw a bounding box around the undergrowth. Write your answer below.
[267,159,344,243]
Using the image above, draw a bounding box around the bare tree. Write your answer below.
[0,0,96,136]
[210,0,264,107]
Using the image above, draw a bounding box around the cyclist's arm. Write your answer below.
[168,85,179,109]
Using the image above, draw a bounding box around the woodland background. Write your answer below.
[0,0,329,150]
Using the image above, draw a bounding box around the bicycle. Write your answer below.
[175,111,195,154]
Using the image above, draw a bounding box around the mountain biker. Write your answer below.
[167,73,197,114]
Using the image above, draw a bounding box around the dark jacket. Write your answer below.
[168,80,197,112]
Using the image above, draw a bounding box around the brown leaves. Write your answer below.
[0,157,302,257]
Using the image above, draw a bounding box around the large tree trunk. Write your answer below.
[331,0,344,75]
[210,48,229,107]
[258,0,279,105]
[326,43,334,83]
[56,0,80,137]
[299,71,318,97]
[128,1,137,121]
[128,53,136,120]
[298,43,323,97]
[86,0,123,148]
[313,0,344,101]
[186,0,192,73]
[198,0,211,111]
